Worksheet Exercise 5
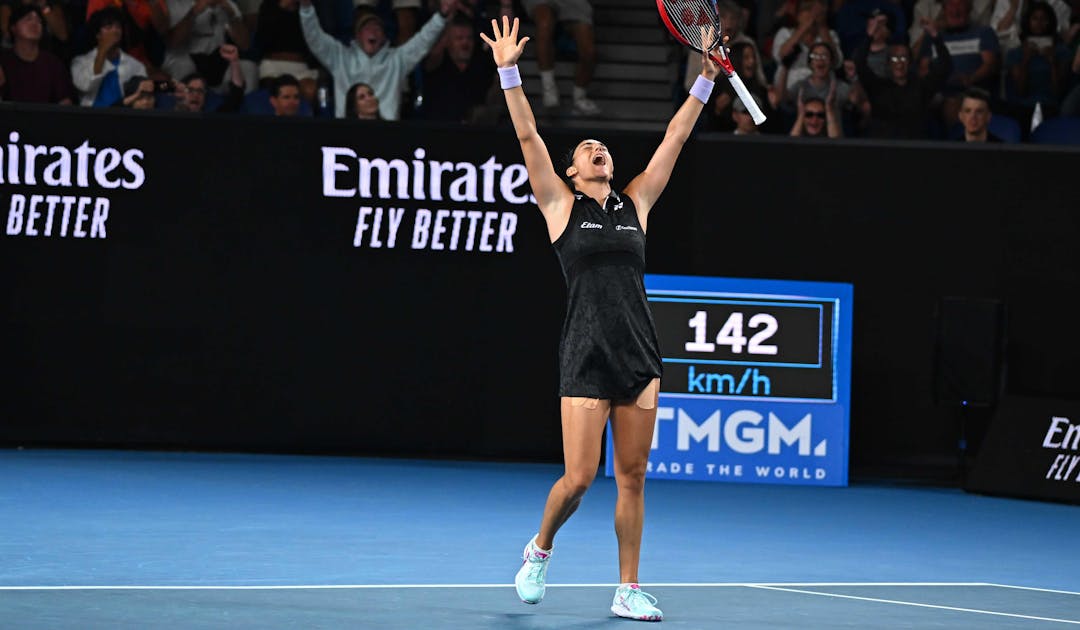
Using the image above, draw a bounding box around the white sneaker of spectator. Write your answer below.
[572,96,601,116]
[542,84,560,108]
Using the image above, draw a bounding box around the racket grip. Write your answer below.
[726,72,767,126]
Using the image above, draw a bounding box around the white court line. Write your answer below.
[985,583,1080,597]
[0,581,1004,591]
[748,585,1080,626]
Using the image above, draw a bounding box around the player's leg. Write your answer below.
[515,396,610,604]
[538,396,611,546]
[608,378,664,621]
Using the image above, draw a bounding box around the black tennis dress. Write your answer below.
[552,191,663,400]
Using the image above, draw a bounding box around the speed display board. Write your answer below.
[606,275,853,486]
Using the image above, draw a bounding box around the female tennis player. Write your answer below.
[480,16,720,622]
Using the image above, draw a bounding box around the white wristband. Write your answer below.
[498,65,522,90]
[689,74,715,104]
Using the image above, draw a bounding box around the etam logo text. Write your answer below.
[651,407,828,456]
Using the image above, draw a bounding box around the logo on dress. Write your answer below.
[615,225,638,231]
[580,221,603,229]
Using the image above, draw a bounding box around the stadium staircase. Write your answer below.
[516,0,681,131]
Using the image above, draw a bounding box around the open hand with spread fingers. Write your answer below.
[479,15,530,68]
[699,26,721,81]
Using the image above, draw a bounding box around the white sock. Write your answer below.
[540,70,557,91]
[530,534,552,553]
[573,86,588,102]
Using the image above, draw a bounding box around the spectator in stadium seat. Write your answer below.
[267,71,302,114]
[991,0,1026,50]
[1061,41,1080,115]
[731,92,765,134]
[1004,1,1071,111]
[771,0,843,93]
[352,0,418,44]
[990,0,1072,52]
[757,0,795,57]
[857,8,898,79]
[707,41,779,133]
[917,0,1001,128]
[684,0,767,93]
[255,0,319,104]
[418,13,495,122]
[173,43,245,111]
[855,14,953,138]
[163,0,256,93]
[0,4,74,103]
[298,0,457,119]
[117,73,157,107]
[777,41,863,134]
[83,0,172,75]
[71,7,149,106]
[521,0,601,115]
[832,0,906,58]
[343,80,382,117]
[789,92,842,137]
[778,41,852,109]
[1,0,72,61]
[957,86,1004,140]
[911,0,994,54]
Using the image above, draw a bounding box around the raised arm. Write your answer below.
[923,39,951,88]
[852,30,885,97]
[480,17,568,220]
[298,0,345,70]
[624,39,720,220]
[395,1,450,71]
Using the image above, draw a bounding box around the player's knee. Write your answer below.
[563,470,596,498]
[616,466,647,495]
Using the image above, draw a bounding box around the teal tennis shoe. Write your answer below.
[611,583,664,621]
[514,535,551,604]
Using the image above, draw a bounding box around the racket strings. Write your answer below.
[660,0,722,51]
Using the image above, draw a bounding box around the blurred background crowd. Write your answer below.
[687,0,1080,141]
[1,0,1078,143]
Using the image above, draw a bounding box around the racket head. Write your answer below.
[656,0,735,75]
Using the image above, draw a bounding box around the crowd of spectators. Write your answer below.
[0,0,515,120]
[694,0,1080,141]
[0,0,1077,142]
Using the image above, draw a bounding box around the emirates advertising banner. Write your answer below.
[0,106,666,457]
[606,275,853,486]
[968,397,1080,504]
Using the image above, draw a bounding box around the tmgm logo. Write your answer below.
[651,407,828,456]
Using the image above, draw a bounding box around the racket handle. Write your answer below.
[726,72,767,126]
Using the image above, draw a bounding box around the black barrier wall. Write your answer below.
[3,105,1079,477]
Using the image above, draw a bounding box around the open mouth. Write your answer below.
[592,155,606,166]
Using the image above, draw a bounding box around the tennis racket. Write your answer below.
[656,0,767,125]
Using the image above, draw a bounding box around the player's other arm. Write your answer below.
[625,45,720,218]
[481,17,568,218]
